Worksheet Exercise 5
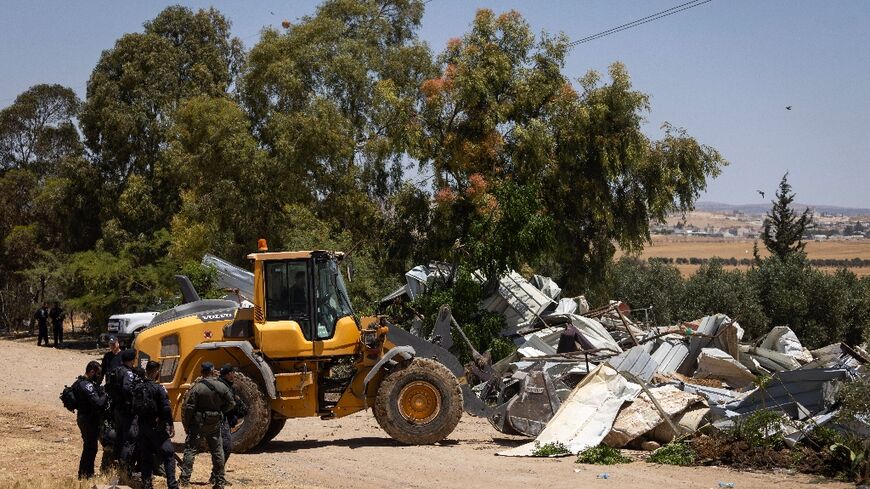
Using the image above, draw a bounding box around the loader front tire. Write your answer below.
[373,357,462,445]
[229,372,271,453]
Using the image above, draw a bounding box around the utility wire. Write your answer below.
[568,0,713,47]
[569,0,705,45]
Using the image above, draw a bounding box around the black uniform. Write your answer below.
[34,307,50,346]
[97,352,121,470]
[138,380,178,489]
[74,375,107,479]
[180,376,235,487]
[100,351,123,385]
[49,305,64,345]
[109,365,138,470]
[216,376,246,468]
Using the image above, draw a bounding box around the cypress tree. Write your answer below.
[761,173,812,260]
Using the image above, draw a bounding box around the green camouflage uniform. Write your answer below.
[179,376,235,488]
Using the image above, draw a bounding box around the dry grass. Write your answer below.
[620,237,870,277]
[0,475,116,489]
[672,263,870,277]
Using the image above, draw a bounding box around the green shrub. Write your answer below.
[647,442,696,466]
[830,441,870,484]
[406,268,509,363]
[679,259,767,338]
[531,441,570,457]
[838,375,870,423]
[729,409,788,449]
[604,257,684,326]
[576,445,632,465]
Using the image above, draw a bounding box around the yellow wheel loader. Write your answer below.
[133,246,477,452]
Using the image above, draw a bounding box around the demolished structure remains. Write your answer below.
[379,263,869,457]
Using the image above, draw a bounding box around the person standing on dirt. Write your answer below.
[210,364,248,484]
[97,336,122,471]
[138,360,179,489]
[179,361,235,489]
[107,349,138,477]
[75,360,107,479]
[49,301,65,347]
[34,303,50,346]
[100,336,122,385]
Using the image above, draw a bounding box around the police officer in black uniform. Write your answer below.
[180,362,235,489]
[49,301,65,346]
[34,303,50,346]
[97,337,122,472]
[101,336,123,384]
[138,360,179,489]
[108,348,138,477]
[210,364,248,485]
[75,360,107,479]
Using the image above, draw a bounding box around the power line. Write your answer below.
[568,0,713,47]
[569,0,706,46]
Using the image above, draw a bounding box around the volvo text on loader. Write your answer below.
[134,244,463,452]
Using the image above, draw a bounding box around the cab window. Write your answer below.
[159,334,179,383]
[264,261,312,337]
[313,257,354,339]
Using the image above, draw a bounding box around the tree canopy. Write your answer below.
[1,1,726,327]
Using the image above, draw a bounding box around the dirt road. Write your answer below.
[0,337,852,489]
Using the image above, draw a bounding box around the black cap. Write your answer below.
[220,363,237,376]
[201,361,214,373]
[120,349,136,362]
[107,335,118,344]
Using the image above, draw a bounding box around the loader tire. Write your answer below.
[373,357,462,445]
[260,418,287,445]
[184,373,270,453]
[229,372,271,453]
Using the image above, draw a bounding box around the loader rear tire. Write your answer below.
[229,372,271,453]
[373,357,462,445]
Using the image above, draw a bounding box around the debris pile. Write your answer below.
[382,265,869,458]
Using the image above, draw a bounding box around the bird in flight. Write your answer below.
[757,190,765,199]
[786,106,792,110]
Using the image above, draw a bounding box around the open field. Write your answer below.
[623,237,870,277]
[0,336,852,489]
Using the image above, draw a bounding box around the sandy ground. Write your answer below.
[0,336,853,489]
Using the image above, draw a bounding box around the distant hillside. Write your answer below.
[695,201,870,217]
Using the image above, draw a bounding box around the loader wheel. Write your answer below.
[229,372,271,453]
[373,357,463,445]
[261,418,287,445]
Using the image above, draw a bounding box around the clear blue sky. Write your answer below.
[2,0,868,207]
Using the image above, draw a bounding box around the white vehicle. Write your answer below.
[101,311,159,346]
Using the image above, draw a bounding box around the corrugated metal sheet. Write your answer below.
[724,368,848,417]
[676,383,743,406]
[202,254,254,300]
[678,314,727,375]
[517,335,557,358]
[651,337,690,375]
[380,284,408,304]
[607,345,659,382]
[483,271,555,333]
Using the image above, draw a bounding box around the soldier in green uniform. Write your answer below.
[179,362,235,489]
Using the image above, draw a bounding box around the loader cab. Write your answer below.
[249,247,360,358]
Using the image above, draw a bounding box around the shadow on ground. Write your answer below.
[0,331,102,352]
[247,436,466,453]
